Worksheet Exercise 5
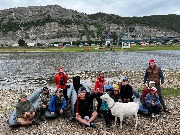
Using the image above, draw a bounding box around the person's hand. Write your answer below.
[152,102,155,106]
[51,112,54,115]
[143,83,147,88]
[100,90,103,94]
[60,109,63,114]
[76,113,80,117]
[161,84,164,88]
[96,88,100,93]
[123,98,126,102]
[150,100,154,103]
[25,112,30,116]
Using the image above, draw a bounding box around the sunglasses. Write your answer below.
[58,90,63,93]
[22,96,27,98]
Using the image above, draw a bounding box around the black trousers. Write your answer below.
[155,84,166,111]
[102,110,112,126]
[63,88,69,102]
[145,103,162,114]
[95,93,103,114]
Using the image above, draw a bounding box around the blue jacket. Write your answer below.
[49,95,66,112]
[145,93,160,106]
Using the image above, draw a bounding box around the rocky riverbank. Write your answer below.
[0,70,180,135]
[0,89,179,135]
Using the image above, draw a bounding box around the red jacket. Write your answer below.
[94,78,106,93]
[54,73,68,89]
[141,87,151,104]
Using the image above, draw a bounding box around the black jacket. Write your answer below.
[120,84,133,102]
[74,93,96,117]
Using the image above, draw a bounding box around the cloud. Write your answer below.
[0,0,180,16]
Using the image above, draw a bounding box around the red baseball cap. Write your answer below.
[58,67,64,72]
[149,59,155,63]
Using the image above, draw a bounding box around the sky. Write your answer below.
[0,0,180,17]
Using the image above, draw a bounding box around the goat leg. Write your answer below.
[120,115,123,129]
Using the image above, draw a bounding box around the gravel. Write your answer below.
[0,70,180,135]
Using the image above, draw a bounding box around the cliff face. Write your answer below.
[0,5,179,45]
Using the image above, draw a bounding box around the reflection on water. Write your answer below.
[0,51,180,90]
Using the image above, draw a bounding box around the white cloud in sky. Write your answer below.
[0,0,180,17]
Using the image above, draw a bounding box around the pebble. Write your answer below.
[0,72,179,135]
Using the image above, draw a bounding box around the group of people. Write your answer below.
[16,67,69,125]
[15,59,169,128]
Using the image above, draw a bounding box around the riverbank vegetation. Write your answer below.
[0,45,180,52]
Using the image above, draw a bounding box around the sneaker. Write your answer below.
[164,108,171,113]
[32,121,40,125]
[69,116,75,121]
[155,113,160,117]
[106,124,110,128]
[90,123,96,128]
[151,113,156,118]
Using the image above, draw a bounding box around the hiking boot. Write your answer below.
[90,123,96,128]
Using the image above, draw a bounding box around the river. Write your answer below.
[0,50,180,90]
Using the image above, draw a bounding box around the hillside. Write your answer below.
[0,5,179,45]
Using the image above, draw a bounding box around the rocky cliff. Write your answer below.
[0,5,179,45]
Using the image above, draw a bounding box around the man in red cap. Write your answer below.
[54,66,69,102]
[143,59,168,112]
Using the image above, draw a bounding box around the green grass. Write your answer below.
[0,45,180,52]
[161,88,180,98]
[138,88,180,98]
[116,45,180,51]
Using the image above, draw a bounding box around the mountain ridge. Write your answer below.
[0,5,179,45]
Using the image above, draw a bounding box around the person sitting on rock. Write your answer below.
[120,77,133,103]
[49,89,66,116]
[38,87,52,116]
[16,93,37,125]
[110,84,121,102]
[74,91,98,128]
[78,87,90,96]
[141,81,156,105]
[145,87,162,118]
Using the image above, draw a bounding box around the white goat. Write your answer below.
[100,93,139,129]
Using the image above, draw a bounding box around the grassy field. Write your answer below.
[138,88,180,98]
[0,45,180,52]
[162,88,180,98]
